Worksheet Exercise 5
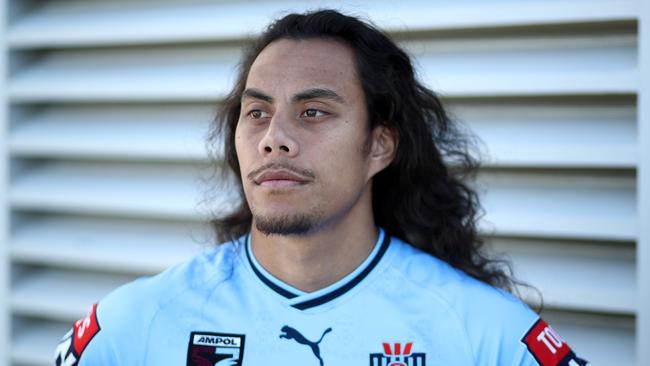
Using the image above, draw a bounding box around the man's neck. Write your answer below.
[250,214,378,293]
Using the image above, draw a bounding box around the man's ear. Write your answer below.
[367,125,398,178]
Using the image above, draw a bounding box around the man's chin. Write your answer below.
[253,214,317,236]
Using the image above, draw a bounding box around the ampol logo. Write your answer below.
[186,332,246,366]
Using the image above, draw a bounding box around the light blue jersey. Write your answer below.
[55,229,589,366]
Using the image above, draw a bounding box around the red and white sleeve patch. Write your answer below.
[521,318,589,366]
[72,303,101,357]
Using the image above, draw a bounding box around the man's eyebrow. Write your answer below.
[242,88,273,103]
[292,88,345,104]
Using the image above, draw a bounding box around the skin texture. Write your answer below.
[235,38,396,292]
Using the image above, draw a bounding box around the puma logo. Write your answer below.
[279,325,332,366]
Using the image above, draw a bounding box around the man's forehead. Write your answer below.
[245,38,359,94]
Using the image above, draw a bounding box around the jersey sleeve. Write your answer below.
[54,277,157,366]
[454,278,591,366]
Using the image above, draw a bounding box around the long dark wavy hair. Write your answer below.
[209,9,516,291]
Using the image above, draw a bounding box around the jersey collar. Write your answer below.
[244,228,390,310]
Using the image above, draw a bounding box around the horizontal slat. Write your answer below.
[9,104,215,161]
[8,46,241,102]
[480,171,636,240]
[7,0,638,49]
[10,215,206,274]
[9,162,237,219]
[11,270,134,321]
[448,97,637,168]
[407,32,638,96]
[12,320,69,366]
[492,238,636,314]
[9,30,637,103]
[544,310,635,366]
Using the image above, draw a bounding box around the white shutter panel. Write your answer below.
[1,1,646,365]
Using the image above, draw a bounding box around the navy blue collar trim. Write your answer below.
[291,233,390,310]
[245,234,299,299]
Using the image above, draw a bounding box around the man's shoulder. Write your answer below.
[387,238,590,366]
[388,237,522,305]
[387,238,539,360]
[103,239,241,322]
[107,239,239,307]
[55,240,242,366]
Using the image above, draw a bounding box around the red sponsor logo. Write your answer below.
[72,303,101,357]
[370,341,426,366]
[522,319,570,366]
[382,343,413,366]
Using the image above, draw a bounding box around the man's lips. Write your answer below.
[248,163,315,188]
[253,170,311,187]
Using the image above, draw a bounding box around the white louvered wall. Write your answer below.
[0,0,647,365]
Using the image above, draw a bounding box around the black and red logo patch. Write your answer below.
[370,342,426,366]
[187,332,246,366]
[521,318,590,366]
[54,303,102,366]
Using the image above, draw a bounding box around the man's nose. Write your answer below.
[257,112,300,157]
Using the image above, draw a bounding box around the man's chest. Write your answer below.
[142,304,471,366]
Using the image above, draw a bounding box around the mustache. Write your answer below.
[247,162,316,181]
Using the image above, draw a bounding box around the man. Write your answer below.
[55,10,589,366]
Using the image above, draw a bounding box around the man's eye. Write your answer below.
[301,109,326,118]
[248,110,269,119]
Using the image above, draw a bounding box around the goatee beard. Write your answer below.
[254,214,317,236]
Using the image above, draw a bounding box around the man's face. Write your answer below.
[235,38,390,235]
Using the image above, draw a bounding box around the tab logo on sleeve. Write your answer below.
[73,303,101,356]
[55,303,101,366]
[521,318,589,366]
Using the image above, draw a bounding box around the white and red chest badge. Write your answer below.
[54,303,102,366]
[521,319,590,366]
[370,342,426,366]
